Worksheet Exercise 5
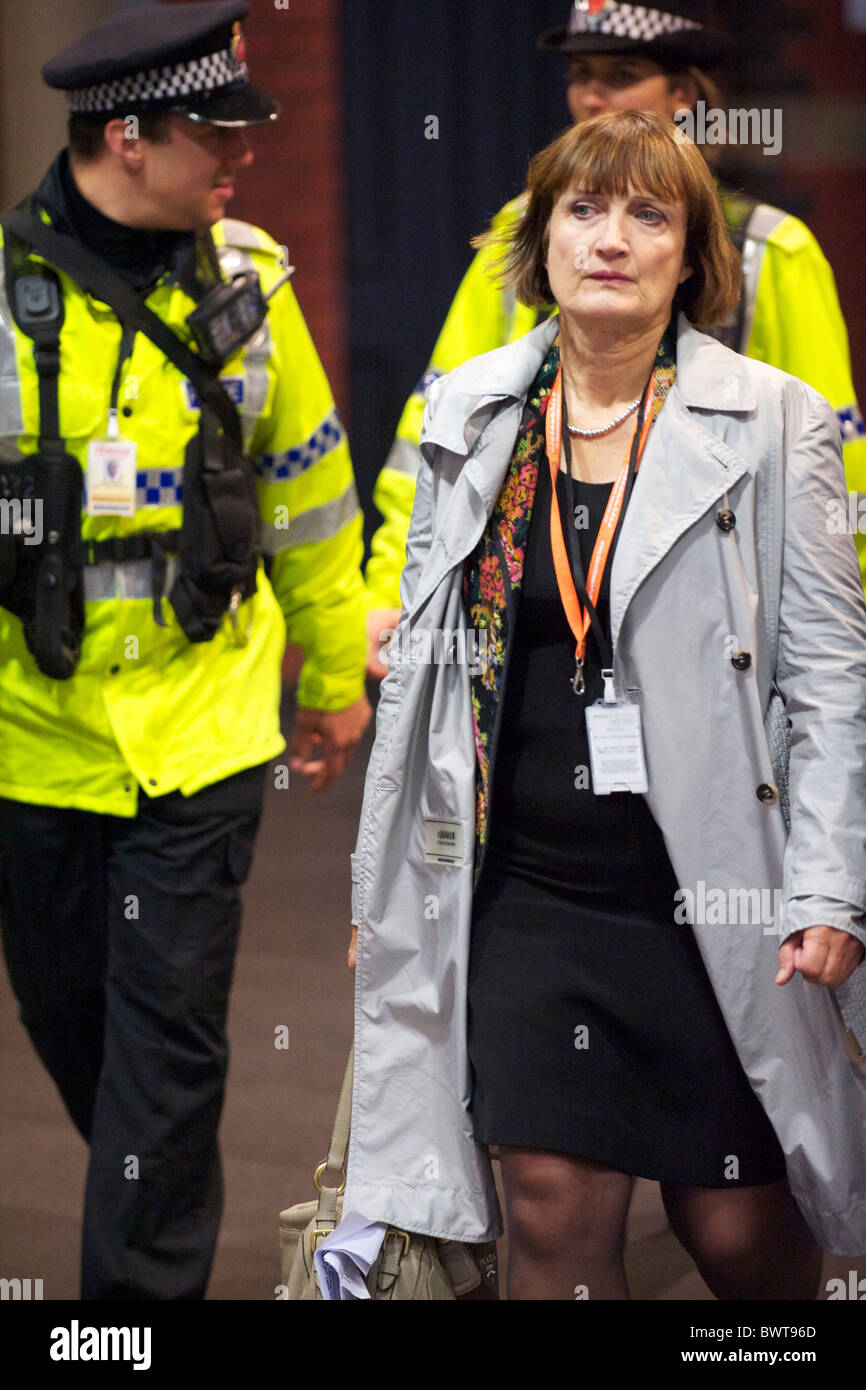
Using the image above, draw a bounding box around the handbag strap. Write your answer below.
[326,1043,354,1174]
[315,1045,354,1227]
[2,206,241,447]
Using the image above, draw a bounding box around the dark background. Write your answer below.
[338,0,569,534]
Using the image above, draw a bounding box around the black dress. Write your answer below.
[467,456,786,1187]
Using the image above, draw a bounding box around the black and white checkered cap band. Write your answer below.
[568,3,702,42]
[67,46,248,114]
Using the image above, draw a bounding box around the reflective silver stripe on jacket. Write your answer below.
[84,554,178,602]
[739,204,788,354]
[217,219,264,253]
[383,436,421,479]
[262,480,360,555]
[502,287,517,343]
[215,240,271,446]
[0,248,24,439]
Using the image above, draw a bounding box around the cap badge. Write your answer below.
[231,21,246,64]
[572,0,613,32]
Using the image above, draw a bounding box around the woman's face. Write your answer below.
[545,185,693,331]
[566,54,694,124]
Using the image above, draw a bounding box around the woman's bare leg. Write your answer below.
[499,1147,634,1300]
[660,1177,822,1300]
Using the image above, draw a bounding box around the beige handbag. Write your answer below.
[279,1047,499,1300]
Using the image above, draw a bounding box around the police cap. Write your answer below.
[537,1,733,69]
[43,0,280,127]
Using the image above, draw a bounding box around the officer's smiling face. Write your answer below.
[134,117,255,230]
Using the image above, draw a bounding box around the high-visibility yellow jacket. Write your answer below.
[366,192,866,606]
[0,215,366,817]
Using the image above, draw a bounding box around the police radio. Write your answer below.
[186,265,294,368]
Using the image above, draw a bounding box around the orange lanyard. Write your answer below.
[545,364,655,694]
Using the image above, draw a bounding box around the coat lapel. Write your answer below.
[610,383,752,653]
[406,398,524,621]
[408,320,560,619]
[409,313,758,651]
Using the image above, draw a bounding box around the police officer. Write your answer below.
[0,1,370,1298]
[364,0,866,673]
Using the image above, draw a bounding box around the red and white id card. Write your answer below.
[86,438,137,517]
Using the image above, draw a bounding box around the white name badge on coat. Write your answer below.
[424,818,465,865]
[585,699,648,795]
[86,439,137,517]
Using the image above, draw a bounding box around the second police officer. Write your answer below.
[364,0,866,673]
[0,1,370,1298]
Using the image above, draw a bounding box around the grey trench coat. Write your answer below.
[346,314,866,1254]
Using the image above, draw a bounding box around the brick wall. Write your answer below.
[785,3,866,410]
[208,0,350,421]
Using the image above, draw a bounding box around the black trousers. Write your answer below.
[0,763,267,1300]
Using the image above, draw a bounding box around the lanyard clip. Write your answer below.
[227,586,250,647]
[601,668,617,705]
[572,656,585,696]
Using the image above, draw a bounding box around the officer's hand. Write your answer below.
[289,696,372,793]
[348,925,357,972]
[366,608,401,680]
[776,924,866,988]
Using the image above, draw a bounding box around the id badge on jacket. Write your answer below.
[86,409,137,517]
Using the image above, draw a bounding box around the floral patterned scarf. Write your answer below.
[462,319,677,882]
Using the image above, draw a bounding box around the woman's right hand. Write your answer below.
[366,608,401,680]
[348,925,358,972]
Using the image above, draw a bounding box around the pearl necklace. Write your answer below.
[566,396,642,438]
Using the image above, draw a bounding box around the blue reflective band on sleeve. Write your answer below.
[413,368,443,399]
[252,409,344,481]
[183,376,245,411]
[136,469,184,507]
[839,404,865,442]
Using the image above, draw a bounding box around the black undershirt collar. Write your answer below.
[36,149,195,293]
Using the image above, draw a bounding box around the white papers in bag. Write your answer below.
[313,1211,389,1300]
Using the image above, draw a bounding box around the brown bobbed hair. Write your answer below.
[480,110,741,330]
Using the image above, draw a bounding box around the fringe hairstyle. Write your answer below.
[474,109,741,329]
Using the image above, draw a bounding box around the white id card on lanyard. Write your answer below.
[86,409,137,518]
[585,669,649,795]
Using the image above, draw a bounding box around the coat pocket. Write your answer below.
[832,969,866,1060]
[764,683,791,832]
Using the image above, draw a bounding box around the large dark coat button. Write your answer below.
[716,509,736,532]
[731,650,752,670]
[756,783,779,804]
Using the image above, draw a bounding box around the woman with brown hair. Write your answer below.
[343,109,866,1300]
[363,0,865,676]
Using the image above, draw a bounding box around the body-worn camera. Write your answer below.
[187,267,293,368]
